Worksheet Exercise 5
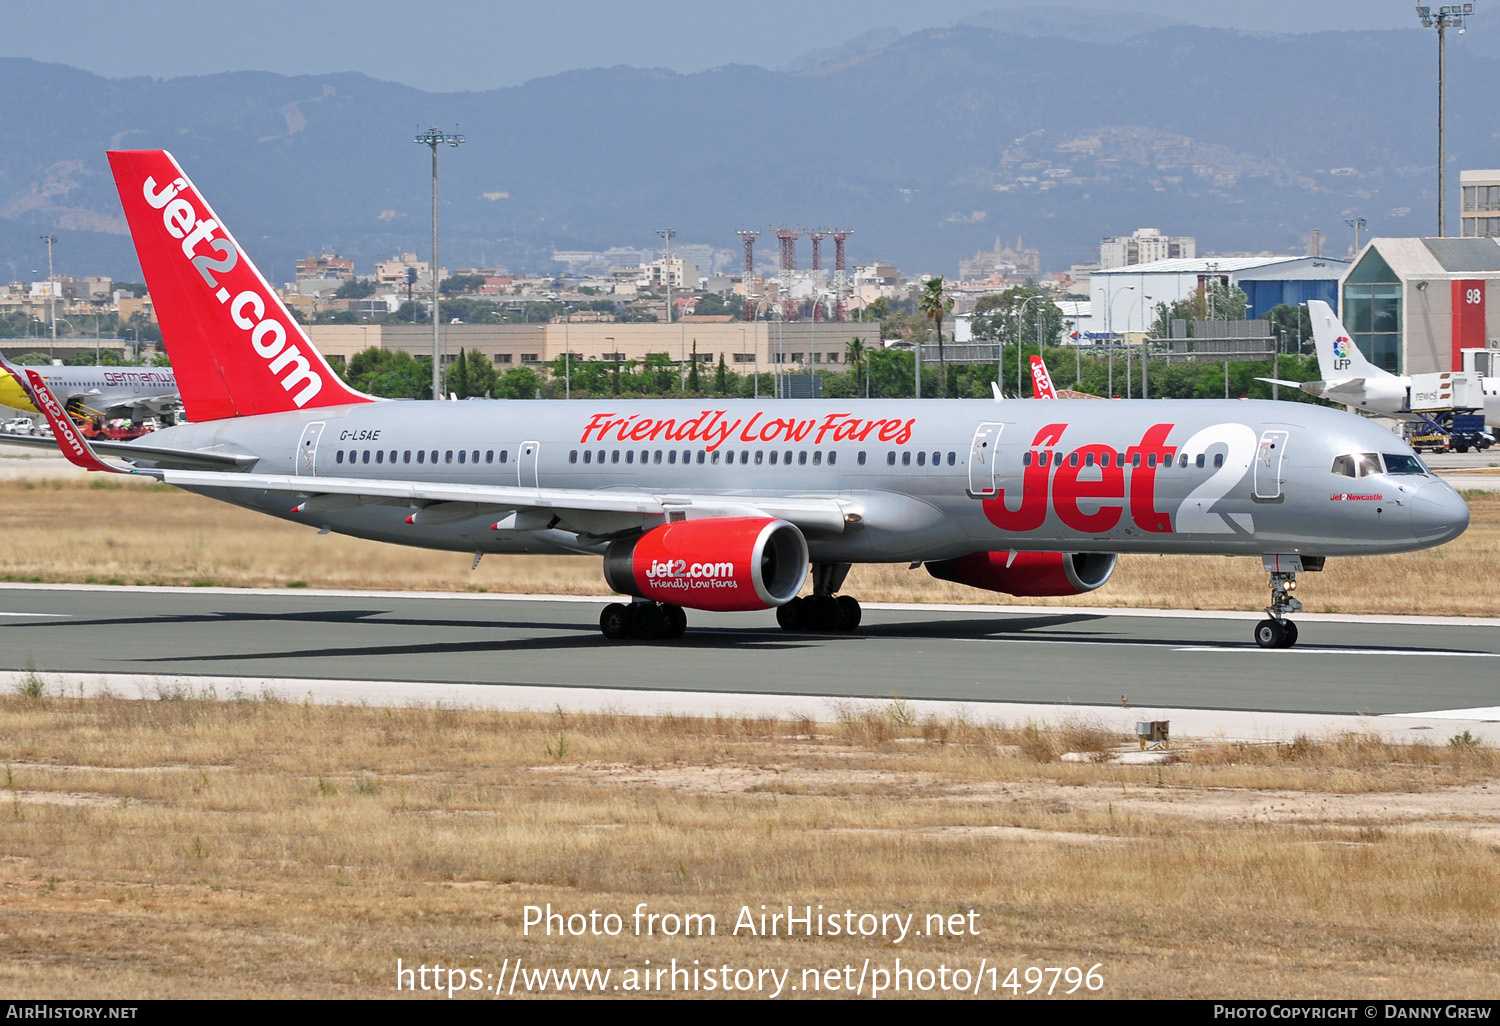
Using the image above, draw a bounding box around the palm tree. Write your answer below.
[919,277,955,397]
[845,335,868,399]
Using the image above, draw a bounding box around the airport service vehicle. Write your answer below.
[0,363,179,425]
[1262,300,1499,431]
[0,150,1472,649]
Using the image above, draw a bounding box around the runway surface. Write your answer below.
[1,585,1496,725]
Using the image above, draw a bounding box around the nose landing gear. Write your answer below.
[1254,555,1322,649]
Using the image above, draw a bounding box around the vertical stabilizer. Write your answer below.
[107,150,375,421]
[1307,299,1390,383]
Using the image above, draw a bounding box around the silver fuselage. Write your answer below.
[143,396,1470,565]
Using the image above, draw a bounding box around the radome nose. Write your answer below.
[1410,481,1470,545]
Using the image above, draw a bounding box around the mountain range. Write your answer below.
[1,14,1496,283]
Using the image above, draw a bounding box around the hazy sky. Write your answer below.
[4,1,1425,92]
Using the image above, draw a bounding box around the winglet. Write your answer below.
[0,353,136,474]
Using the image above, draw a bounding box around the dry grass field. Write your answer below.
[1,693,1497,999]
[0,475,1496,616]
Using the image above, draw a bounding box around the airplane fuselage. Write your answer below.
[146,396,1467,563]
[0,365,179,419]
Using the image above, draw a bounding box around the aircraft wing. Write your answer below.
[0,432,257,470]
[1255,377,1305,389]
[155,469,856,536]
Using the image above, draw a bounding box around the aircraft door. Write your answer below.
[519,440,540,488]
[295,421,326,477]
[967,422,1003,497]
[1254,430,1289,501]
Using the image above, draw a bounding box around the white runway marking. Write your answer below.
[1173,646,1500,658]
[0,612,63,618]
[1384,707,1500,720]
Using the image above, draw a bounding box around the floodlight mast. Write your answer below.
[1416,4,1475,237]
[415,126,465,399]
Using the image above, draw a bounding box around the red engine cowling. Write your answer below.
[602,517,809,612]
[925,551,1118,597]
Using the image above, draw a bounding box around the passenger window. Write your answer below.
[1023,452,1033,467]
[800,451,809,466]
[1179,453,1188,469]
[828,451,837,466]
[611,450,620,464]
[697,451,706,464]
[472,450,480,464]
[813,451,822,466]
[583,450,592,464]
[500,450,509,463]
[682,450,691,464]
[485,451,494,463]
[404,451,412,464]
[417,450,425,464]
[445,450,454,464]
[1131,454,1141,468]
[917,451,927,467]
[362,450,371,464]
[900,452,910,466]
[336,450,344,464]
[569,450,577,464]
[1146,454,1156,468]
[769,450,779,465]
[711,451,720,465]
[1084,452,1095,467]
[1117,452,1126,466]
[653,450,662,464]
[625,451,634,464]
[1195,454,1205,469]
[754,450,764,465]
[1213,453,1224,468]
[431,450,439,464]
[1331,454,1355,478]
[858,451,867,466]
[887,452,896,465]
[947,452,956,466]
[457,450,465,464]
[596,451,603,464]
[724,451,734,464]
[1069,452,1079,468]
[783,450,792,465]
[668,450,677,465]
[1038,452,1050,469]
[740,451,749,465]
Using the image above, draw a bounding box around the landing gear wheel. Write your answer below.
[662,604,688,639]
[776,597,805,631]
[631,602,668,640]
[833,595,862,632]
[600,603,633,640]
[1253,618,1282,649]
[1280,621,1298,648]
[803,595,838,632]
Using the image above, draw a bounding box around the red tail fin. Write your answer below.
[107,150,375,422]
[0,352,129,474]
[1029,354,1057,399]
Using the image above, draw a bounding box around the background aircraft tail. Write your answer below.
[1029,354,1058,399]
[1307,299,1390,383]
[107,150,375,422]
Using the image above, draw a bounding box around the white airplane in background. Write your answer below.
[0,362,179,425]
[0,150,1471,650]
[1260,299,1499,429]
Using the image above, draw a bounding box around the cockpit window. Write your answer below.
[1382,452,1427,476]
[1332,452,1384,478]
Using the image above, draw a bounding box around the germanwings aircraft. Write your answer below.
[1,151,1472,650]
[0,363,179,423]
[1261,299,1499,429]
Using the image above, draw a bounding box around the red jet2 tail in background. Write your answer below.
[1029,354,1058,399]
[107,150,376,422]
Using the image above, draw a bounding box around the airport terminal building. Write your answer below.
[1339,237,1500,375]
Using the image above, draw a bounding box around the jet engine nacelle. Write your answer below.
[925,550,1118,597]
[603,517,809,612]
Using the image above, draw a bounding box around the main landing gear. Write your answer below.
[776,562,863,634]
[600,600,687,641]
[1253,556,1323,649]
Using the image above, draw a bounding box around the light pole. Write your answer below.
[1416,4,1473,236]
[1135,292,1153,398]
[1107,286,1135,397]
[1344,216,1367,255]
[40,234,57,361]
[656,228,675,326]
[1013,294,1042,396]
[415,126,465,399]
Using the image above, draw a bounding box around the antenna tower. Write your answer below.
[736,229,760,321]
[832,229,853,321]
[775,226,801,321]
